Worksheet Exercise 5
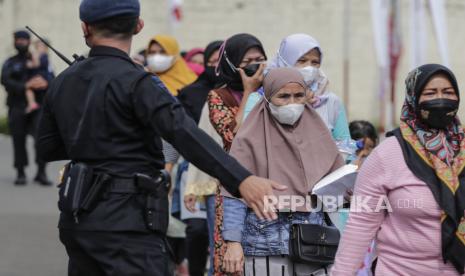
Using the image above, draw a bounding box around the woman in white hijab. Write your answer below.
[244,33,351,141]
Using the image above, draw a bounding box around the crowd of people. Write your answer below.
[2,12,464,276]
[127,32,463,275]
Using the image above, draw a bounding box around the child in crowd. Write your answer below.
[348,120,379,276]
[25,40,51,113]
[349,120,379,167]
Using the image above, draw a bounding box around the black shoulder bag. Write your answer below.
[289,212,340,265]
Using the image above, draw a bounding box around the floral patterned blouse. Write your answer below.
[207,87,242,275]
[207,88,240,151]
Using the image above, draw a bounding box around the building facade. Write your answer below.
[1,0,464,125]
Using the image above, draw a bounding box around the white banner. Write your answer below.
[370,0,391,131]
[409,0,427,69]
[371,0,389,68]
[429,0,449,67]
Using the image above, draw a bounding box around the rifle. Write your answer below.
[25,26,84,65]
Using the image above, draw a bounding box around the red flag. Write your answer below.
[388,0,402,126]
[171,0,183,23]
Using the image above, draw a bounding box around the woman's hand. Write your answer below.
[354,149,369,166]
[306,90,317,105]
[238,63,265,94]
[344,188,353,203]
[314,69,329,95]
[223,241,244,274]
[233,63,266,131]
[353,138,371,167]
[184,194,197,213]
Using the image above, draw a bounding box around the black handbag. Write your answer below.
[289,212,340,265]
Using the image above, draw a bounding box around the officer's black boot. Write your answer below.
[34,164,52,186]
[14,167,27,186]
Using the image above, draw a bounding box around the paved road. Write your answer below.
[0,135,68,276]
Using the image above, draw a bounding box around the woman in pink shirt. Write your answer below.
[332,64,465,275]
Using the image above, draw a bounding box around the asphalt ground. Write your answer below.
[0,135,68,276]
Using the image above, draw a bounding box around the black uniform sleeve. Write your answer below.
[37,82,69,161]
[1,59,26,96]
[177,90,195,121]
[133,76,250,197]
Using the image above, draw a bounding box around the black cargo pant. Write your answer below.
[60,229,172,276]
[7,107,45,169]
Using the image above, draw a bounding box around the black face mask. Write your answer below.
[14,44,29,55]
[227,63,263,91]
[418,98,459,129]
[242,63,261,77]
[204,66,218,83]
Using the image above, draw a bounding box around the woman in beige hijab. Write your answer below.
[221,67,344,275]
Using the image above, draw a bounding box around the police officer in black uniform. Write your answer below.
[1,30,52,186]
[37,0,285,275]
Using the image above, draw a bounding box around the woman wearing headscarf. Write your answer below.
[146,34,197,96]
[221,67,344,275]
[207,33,267,275]
[332,64,465,275]
[178,40,223,123]
[208,33,267,151]
[184,47,205,76]
[244,33,351,141]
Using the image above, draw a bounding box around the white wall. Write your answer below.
[1,0,465,126]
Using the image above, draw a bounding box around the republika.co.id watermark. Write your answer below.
[263,195,423,213]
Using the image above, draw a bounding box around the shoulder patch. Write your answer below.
[151,76,178,101]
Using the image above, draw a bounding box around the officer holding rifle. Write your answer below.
[37,0,286,275]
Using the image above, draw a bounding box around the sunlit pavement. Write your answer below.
[0,135,68,276]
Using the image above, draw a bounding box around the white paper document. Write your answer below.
[312,164,358,197]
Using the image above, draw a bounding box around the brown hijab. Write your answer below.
[222,68,344,210]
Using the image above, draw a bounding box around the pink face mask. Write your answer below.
[187,62,204,76]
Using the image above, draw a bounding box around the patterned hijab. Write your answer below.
[399,64,465,273]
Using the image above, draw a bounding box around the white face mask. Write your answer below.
[299,66,320,91]
[268,103,305,125]
[147,54,174,73]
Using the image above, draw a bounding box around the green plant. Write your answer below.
[0,116,9,135]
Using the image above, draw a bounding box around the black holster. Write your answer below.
[58,162,110,223]
[134,171,170,234]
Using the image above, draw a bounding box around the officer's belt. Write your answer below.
[107,178,140,194]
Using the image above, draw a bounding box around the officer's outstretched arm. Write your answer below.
[133,76,248,197]
[132,77,285,220]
